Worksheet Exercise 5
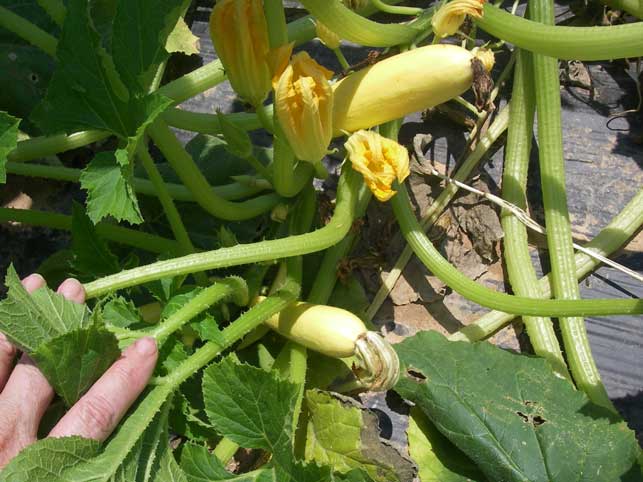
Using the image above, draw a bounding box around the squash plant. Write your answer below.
[0,0,642,480]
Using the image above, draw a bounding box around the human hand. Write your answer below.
[0,273,159,469]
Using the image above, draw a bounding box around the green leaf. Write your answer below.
[80,151,143,224]
[32,323,120,406]
[394,331,642,482]
[0,437,100,482]
[202,356,299,465]
[71,202,120,276]
[100,296,143,328]
[304,390,416,482]
[166,17,200,56]
[111,0,187,92]
[407,407,484,482]
[0,111,20,182]
[181,443,275,482]
[0,265,89,352]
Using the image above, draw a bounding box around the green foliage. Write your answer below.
[304,389,415,482]
[395,331,642,482]
[0,111,20,182]
[71,202,120,276]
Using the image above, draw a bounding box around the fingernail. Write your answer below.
[134,337,157,357]
[58,279,84,300]
[21,273,45,293]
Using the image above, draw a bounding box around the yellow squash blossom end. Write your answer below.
[275,52,334,164]
[209,0,272,106]
[315,21,341,50]
[345,130,410,202]
[432,0,486,39]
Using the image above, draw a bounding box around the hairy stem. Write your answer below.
[0,5,57,56]
[476,3,643,60]
[83,168,362,298]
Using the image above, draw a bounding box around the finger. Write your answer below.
[56,278,86,305]
[0,333,16,392]
[0,274,51,434]
[49,337,158,441]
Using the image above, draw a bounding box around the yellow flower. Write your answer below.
[432,0,485,39]
[275,52,334,164]
[209,0,272,105]
[345,130,410,202]
[315,21,341,50]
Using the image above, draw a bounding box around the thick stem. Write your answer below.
[264,0,289,48]
[272,122,313,198]
[450,188,643,339]
[0,6,58,56]
[82,168,363,298]
[163,108,264,135]
[370,0,423,16]
[36,0,66,26]
[391,183,643,317]
[529,0,612,410]
[0,207,178,254]
[476,3,643,60]
[147,119,281,221]
[501,50,569,380]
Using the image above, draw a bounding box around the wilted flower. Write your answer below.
[315,21,341,50]
[275,52,334,164]
[209,0,272,105]
[432,0,485,39]
[345,130,410,202]
[342,0,368,10]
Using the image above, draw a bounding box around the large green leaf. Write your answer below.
[0,111,20,182]
[202,356,300,467]
[305,389,415,482]
[394,331,642,482]
[111,0,187,92]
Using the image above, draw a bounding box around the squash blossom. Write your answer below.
[275,52,334,164]
[209,0,273,106]
[333,44,494,133]
[345,130,410,202]
[432,0,486,39]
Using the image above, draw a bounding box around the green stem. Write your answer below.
[147,119,281,221]
[149,278,244,344]
[163,108,264,135]
[272,122,313,197]
[333,48,351,71]
[391,183,643,316]
[366,106,510,321]
[370,0,423,16]
[264,0,289,48]
[529,0,612,410]
[36,0,66,26]
[8,130,110,163]
[450,187,643,340]
[476,3,643,60]
[5,161,267,202]
[0,6,58,56]
[501,50,569,380]
[0,207,179,254]
[137,144,208,285]
[83,168,362,298]
[162,257,302,388]
[256,103,275,133]
[298,0,425,46]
